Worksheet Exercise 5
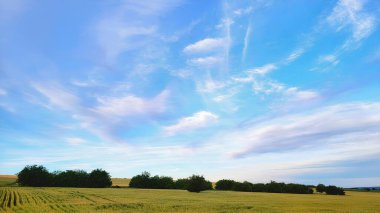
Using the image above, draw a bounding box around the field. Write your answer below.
[0,176,17,187]
[110,178,130,187]
[1,187,380,212]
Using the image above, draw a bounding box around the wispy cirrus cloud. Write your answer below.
[227,102,380,158]
[31,82,170,143]
[94,90,169,117]
[164,111,218,136]
[65,137,87,145]
[327,0,376,43]
[242,23,252,62]
[94,0,183,63]
[184,38,227,54]
[188,56,223,67]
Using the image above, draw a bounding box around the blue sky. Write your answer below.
[1,0,380,187]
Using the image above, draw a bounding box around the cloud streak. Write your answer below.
[164,111,218,136]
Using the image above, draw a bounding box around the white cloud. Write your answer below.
[285,87,320,101]
[66,137,87,145]
[188,56,223,66]
[233,7,253,16]
[170,69,192,79]
[32,82,170,144]
[319,54,340,66]
[196,79,226,93]
[94,0,183,63]
[232,64,278,83]
[242,24,252,61]
[225,102,380,158]
[121,0,183,15]
[248,64,277,75]
[94,90,169,117]
[184,38,227,54]
[164,111,218,136]
[286,48,305,63]
[32,83,80,111]
[327,0,375,42]
[96,22,157,63]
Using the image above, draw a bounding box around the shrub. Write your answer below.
[215,179,236,190]
[17,165,53,187]
[187,175,210,193]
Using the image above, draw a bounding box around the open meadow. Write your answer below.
[1,186,380,212]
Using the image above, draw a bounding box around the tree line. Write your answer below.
[130,172,345,195]
[16,165,345,195]
[129,172,212,192]
[215,179,313,194]
[17,165,112,188]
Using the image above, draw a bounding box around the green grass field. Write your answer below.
[1,186,380,212]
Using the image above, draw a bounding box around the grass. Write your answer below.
[0,186,380,212]
[111,178,130,187]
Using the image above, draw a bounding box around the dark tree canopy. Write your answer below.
[325,185,345,195]
[129,172,175,189]
[187,175,211,193]
[53,170,89,187]
[316,184,326,193]
[88,169,112,188]
[17,165,112,188]
[215,179,236,190]
[17,165,53,187]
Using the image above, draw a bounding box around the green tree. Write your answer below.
[187,175,210,193]
[87,169,112,188]
[17,165,53,187]
[316,184,326,193]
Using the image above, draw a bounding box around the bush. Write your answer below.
[325,185,345,195]
[87,169,112,188]
[215,179,236,190]
[17,165,53,187]
[187,175,211,193]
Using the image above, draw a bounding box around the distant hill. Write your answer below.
[346,187,380,191]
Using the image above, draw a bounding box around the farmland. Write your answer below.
[1,186,380,212]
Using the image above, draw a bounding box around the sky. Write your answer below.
[0,0,380,187]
